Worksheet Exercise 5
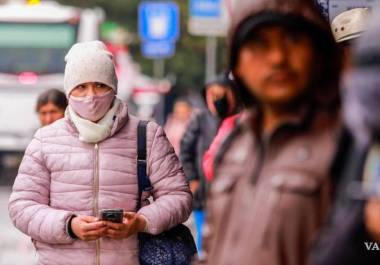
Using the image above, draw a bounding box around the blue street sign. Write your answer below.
[190,0,221,18]
[138,1,180,42]
[142,41,176,59]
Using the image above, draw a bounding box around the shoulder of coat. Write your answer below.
[38,118,71,138]
[311,110,342,140]
[125,115,162,143]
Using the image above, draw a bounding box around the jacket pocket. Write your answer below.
[257,171,325,247]
[271,171,322,196]
[208,176,237,215]
[205,176,238,256]
[210,175,237,194]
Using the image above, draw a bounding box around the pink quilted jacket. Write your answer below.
[8,102,192,265]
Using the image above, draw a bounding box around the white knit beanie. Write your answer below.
[64,40,118,96]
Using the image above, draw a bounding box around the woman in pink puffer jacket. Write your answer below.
[8,41,192,265]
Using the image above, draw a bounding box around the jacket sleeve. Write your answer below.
[138,124,192,235]
[8,129,75,244]
[179,112,201,181]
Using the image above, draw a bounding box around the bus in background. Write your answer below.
[0,1,103,181]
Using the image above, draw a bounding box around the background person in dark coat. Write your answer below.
[180,74,237,256]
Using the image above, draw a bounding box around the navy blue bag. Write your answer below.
[137,121,197,265]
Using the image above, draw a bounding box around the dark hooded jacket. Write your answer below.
[180,75,232,210]
[180,109,219,210]
[203,1,342,265]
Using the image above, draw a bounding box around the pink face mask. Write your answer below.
[69,90,115,122]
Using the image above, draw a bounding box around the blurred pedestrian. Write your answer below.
[180,74,238,256]
[164,98,193,155]
[311,6,380,265]
[202,74,242,182]
[8,41,192,265]
[36,88,67,126]
[204,1,343,265]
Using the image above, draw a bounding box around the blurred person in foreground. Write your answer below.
[36,88,67,126]
[180,74,238,256]
[203,0,343,264]
[311,5,380,265]
[8,41,192,265]
[164,98,193,155]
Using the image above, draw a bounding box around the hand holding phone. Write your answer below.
[100,209,124,223]
[104,212,147,239]
[71,215,107,241]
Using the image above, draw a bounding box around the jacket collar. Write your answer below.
[239,102,315,142]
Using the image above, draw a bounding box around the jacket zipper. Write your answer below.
[93,143,100,265]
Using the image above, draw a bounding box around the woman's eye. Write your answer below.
[96,83,105,88]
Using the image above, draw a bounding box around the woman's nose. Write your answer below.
[86,84,96,96]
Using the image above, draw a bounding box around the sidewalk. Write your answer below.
[0,186,37,265]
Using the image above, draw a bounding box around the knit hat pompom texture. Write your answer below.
[64,41,118,96]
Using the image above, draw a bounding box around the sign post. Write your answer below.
[188,0,228,37]
[188,0,228,82]
[138,1,180,77]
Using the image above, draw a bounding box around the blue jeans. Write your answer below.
[193,210,205,254]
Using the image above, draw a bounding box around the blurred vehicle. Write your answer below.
[0,1,103,175]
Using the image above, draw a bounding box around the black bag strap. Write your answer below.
[137,120,153,210]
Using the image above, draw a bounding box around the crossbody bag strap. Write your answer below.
[137,120,153,210]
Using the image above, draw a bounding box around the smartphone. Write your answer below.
[100,209,124,223]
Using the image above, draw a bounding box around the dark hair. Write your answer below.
[174,97,191,106]
[201,73,235,102]
[36,89,68,112]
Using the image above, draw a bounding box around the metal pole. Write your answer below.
[153,59,166,125]
[206,36,217,82]
[153,59,165,79]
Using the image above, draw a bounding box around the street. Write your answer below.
[0,186,37,265]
